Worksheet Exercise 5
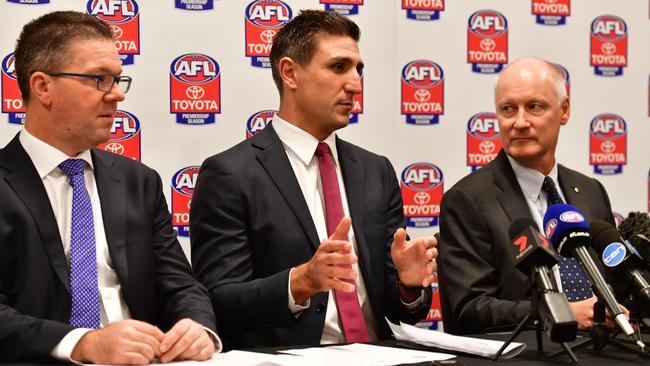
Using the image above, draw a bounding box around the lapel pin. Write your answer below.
[573,186,580,193]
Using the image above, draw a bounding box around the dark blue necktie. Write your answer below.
[542,176,593,302]
[59,159,100,328]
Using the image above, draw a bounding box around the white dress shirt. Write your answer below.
[19,129,131,360]
[507,155,566,292]
[272,116,380,344]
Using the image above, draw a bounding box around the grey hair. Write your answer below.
[494,57,568,106]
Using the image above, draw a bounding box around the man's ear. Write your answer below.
[560,97,570,126]
[278,57,299,92]
[29,71,53,107]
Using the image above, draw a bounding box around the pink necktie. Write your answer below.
[315,142,369,343]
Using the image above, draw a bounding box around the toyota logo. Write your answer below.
[413,191,431,205]
[479,140,496,154]
[260,29,276,44]
[186,85,205,100]
[600,140,616,153]
[111,25,123,40]
[104,143,125,155]
[601,42,617,55]
[480,38,496,52]
[414,89,431,102]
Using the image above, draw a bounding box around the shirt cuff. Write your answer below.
[288,267,310,317]
[203,327,223,354]
[50,328,92,364]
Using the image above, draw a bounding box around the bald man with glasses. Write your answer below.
[0,11,219,364]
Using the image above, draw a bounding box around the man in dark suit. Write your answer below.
[438,57,624,335]
[190,10,437,349]
[0,11,218,363]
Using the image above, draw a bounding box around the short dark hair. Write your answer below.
[14,11,114,102]
[269,9,360,95]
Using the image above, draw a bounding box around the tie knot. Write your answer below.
[542,176,564,206]
[315,142,331,158]
[58,159,86,177]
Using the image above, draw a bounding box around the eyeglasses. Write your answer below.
[42,72,132,93]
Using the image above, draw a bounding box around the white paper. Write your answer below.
[388,319,526,359]
[280,343,455,366]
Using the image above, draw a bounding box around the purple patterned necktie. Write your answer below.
[59,159,100,329]
[542,176,593,301]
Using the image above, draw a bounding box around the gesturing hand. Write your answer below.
[391,228,437,288]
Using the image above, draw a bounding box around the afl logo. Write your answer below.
[109,110,140,141]
[591,15,626,42]
[245,0,292,28]
[87,0,139,23]
[401,163,443,191]
[172,167,199,197]
[590,114,626,140]
[467,112,499,140]
[468,10,507,37]
[402,60,443,88]
[602,242,626,267]
[1,54,16,80]
[246,110,276,139]
[559,211,585,223]
[545,219,557,239]
[170,54,219,85]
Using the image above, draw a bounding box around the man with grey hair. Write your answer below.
[437,57,624,334]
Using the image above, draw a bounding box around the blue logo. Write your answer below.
[602,242,626,267]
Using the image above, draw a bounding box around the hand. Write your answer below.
[569,296,630,330]
[159,318,215,363]
[71,319,164,364]
[391,229,437,288]
[290,217,358,304]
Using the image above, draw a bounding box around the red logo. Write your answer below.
[401,60,444,125]
[400,163,443,227]
[590,15,627,76]
[246,110,276,139]
[466,112,501,170]
[87,0,141,65]
[170,53,221,125]
[349,75,363,124]
[1,52,24,124]
[545,219,557,239]
[96,110,141,161]
[172,166,200,237]
[402,0,444,21]
[532,0,570,25]
[245,0,292,68]
[467,10,508,73]
[589,113,627,175]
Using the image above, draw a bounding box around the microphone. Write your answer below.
[509,218,577,342]
[618,211,650,265]
[590,219,650,309]
[542,204,636,337]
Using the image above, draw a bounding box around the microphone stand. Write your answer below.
[548,296,650,359]
[493,276,578,362]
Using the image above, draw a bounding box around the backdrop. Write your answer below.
[1,0,649,329]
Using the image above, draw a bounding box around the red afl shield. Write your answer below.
[466,112,501,171]
[172,166,200,237]
[589,113,627,175]
[467,10,508,74]
[245,0,292,68]
[590,15,627,76]
[401,163,443,227]
[87,0,141,65]
[401,60,444,125]
[96,110,141,161]
[1,52,24,125]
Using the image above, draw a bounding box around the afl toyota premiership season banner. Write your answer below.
[1,0,649,331]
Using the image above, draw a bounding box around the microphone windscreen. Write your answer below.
[589,219,621,254]
[543,203,589,250]
[508,217,537,240]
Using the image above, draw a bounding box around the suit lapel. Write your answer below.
[253,124,321,250]
[337,138,373,282]
[558,165,590,217]
[1,136,70,293]
[492,150,535,223]
[92,150,129,292]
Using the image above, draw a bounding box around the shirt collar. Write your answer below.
[507,154,559,203]
[272,115,339,167]
[19,128,94,179]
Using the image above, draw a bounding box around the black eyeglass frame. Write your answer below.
[41,71,132,93]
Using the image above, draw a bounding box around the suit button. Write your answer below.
[316,302,325,313]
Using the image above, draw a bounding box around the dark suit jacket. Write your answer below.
[438,150,615,335]
[0,135,216,362]
[190,123,428,350]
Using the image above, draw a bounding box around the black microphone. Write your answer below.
[509,218,577,342]
[618,211,650,266]
[590,219,650,309]
[543,204,636,338]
